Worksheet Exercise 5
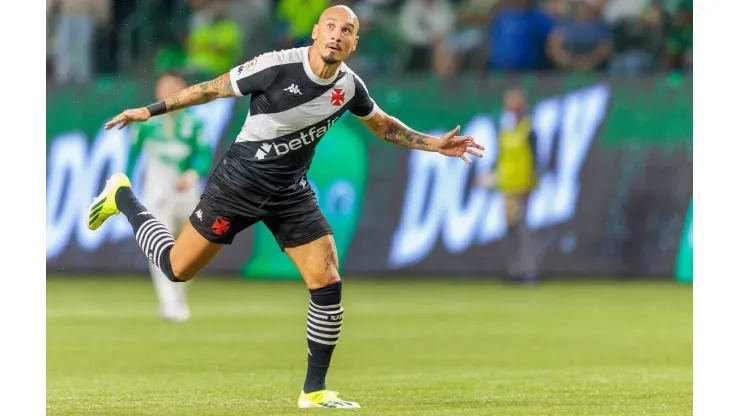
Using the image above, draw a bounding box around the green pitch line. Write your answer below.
[47,277,692,415]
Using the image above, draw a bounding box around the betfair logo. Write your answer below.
[254,117,339,160]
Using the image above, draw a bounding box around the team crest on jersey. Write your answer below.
[245,57,257,71]
[331,89,345,107]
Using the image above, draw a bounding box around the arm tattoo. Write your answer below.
[381,117,436,151]
[162,74,235,113]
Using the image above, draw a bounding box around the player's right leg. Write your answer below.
[86,173,222,283]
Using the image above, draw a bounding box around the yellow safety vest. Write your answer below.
[495,117,536,195]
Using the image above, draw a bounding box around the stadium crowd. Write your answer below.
[46,0,692,84]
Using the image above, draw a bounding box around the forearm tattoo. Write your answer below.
[381,117,435,151]
[163,75,234,113]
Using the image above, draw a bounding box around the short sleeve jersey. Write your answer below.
[224,47,377,194]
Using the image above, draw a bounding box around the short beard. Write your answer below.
[321,54,340,65]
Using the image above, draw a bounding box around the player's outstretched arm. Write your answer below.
[104,73,238,130]
[360,108,485,164]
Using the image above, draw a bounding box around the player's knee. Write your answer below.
[306,268,341,290]
[325,269,341,286]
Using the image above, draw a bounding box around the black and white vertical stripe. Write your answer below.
[135,218,175,268]
[307,300,343,346]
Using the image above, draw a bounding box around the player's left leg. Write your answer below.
[281,234,360,409]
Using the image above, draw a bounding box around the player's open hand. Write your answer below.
[437,125,485,164]
[104,108,151,130]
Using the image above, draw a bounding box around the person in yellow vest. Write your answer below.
[479,89,540,284]
[185,0,243,78]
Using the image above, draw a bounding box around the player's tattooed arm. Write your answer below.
[162,73,236,113]
[105,73,236,130]
[362,110,439,151]
[380,118,438,151]
[360,108,485,164]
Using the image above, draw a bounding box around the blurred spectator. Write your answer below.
[360,0,395,5]
[344,2,404,75]
[601,0,649,24]
[188,0,213,29]
[276,0,329,48]
[399,0,455,72]
[156,43,189,76]
[433,0,502,76]
[227,0,272,50]
[487,0,556,71]
[50,0,111,84]
[47,0,57,79]
[664,0,692,71]
[151,1,190,75]
[477,89,541,284]
[46,0,694,81]
[185,0,243,78]
[547,0,612,71]
[610,0,670,75]
[543,0,568,21]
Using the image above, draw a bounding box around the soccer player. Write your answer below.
[89,5,484,409]
[126,71,211,322]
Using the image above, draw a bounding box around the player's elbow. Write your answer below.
[371,114,393,140]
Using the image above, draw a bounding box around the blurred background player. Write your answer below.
[479,89,540,284]
[126,71,211,322]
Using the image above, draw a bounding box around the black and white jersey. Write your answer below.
[222,47,377,196]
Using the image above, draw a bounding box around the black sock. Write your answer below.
[115,187,182,282]
[304,281,343,393]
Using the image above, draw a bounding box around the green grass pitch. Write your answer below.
[47,277,692,415]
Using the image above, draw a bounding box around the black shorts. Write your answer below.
[188,153,332,250]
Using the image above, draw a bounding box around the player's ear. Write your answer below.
[353,36,359,51]
[312,25,318,41]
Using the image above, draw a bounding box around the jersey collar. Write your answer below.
[301,46,342,86]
